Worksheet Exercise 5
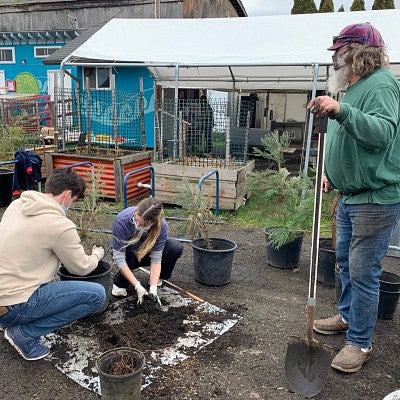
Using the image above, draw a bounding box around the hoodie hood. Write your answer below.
[20,191,64,217]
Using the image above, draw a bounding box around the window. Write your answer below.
[34,46,61,58]
[83,67,111,89]
[0,48,15,63]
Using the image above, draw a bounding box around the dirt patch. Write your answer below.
[0,212,399,400]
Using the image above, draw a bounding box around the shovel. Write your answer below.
[284,115,333,398]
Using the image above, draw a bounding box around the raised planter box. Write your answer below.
[152,160,255,210]
[45,151,153,203]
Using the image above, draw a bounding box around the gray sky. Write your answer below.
[241,0,399,16]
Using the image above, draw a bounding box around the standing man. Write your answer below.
[308,22,400,373]
[0,167,106,361]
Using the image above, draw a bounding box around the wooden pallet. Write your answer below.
[152,160,255,211]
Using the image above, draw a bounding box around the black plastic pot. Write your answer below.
[264,228,304,269]
[58,260,112,314]
[191,237,237,286]
[317,238,336,287]
[335,268,400,320]
[0,169,13,207]
[378,271,400,320]
[96,347,145,400]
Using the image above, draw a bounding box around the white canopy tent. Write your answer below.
[59,10,400,176]
[61,9,400,91]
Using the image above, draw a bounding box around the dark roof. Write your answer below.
[42,26,99,65]
[0,29,79,45]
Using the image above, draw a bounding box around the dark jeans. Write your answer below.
[113,238,183,288]
[336,199,400,349]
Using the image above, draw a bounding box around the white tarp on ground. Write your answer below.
[63,10,400,90]
[44,286,241,395]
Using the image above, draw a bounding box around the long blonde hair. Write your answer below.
[129,198,164,261]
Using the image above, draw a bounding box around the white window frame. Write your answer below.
[34,46,61,58]
[0,47,15,64]
[83,67,112,90]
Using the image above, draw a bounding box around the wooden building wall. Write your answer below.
[0,0,245,32]
[183,0,243,18]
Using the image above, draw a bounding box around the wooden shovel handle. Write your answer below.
[307,305,316,344]
[139,267,205,303]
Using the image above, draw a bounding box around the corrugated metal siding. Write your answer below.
[50,154,151,202]
[123,158,152,201]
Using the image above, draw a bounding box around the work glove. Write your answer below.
[91,245,105,261]
[148,285,162,309]
[135,282,148,305]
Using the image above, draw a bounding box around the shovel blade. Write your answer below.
[285,336,332,398]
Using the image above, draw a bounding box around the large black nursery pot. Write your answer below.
[264,227,304,269]
[335,268,400,320]
[96,347,145,400]
[58,260,112,314]
[317,238,336,287]
[0,169,13,207]
[378,271,400,320]
[191,237,237,286]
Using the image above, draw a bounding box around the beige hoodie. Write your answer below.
[0,191,99,306]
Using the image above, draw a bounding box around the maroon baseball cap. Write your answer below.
[327,22,385,51]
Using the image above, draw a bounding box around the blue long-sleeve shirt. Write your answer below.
[111,206,168,268]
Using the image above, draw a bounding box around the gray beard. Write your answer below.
[326,66,351,95]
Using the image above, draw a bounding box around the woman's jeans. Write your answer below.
[336,199,400,349]
[113,238,183,288]
[0,281,105,338]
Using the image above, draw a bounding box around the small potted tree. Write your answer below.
[176,179,237,286]
[246,131,314,269]
[58,168,113,314]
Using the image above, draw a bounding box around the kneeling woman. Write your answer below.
[111,198,183,306]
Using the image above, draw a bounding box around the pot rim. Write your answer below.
[58,260,112,279]
[96,347,145,377]
[191,237,237,252]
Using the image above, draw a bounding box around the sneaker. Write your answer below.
[4,326,50,361]
[331,344,372,373]
[313,314,348,335]
[112,284,127,297]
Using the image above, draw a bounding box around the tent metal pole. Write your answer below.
[302,63,318,178]
[173,64,179,158]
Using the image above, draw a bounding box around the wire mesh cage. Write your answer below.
[52,88,146,157]
[0,95,52,156]
[155,97,254,168]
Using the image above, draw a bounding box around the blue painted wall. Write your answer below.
[76,66,155,148]
[1,43,156,148]
[0,43,63,94]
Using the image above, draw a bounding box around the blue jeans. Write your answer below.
[336,199,400,349]
[0,281,105,338]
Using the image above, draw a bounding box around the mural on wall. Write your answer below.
[72,86,155,147]
[15,72,40,94]
[82,88,154,126]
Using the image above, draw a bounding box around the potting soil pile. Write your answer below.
[43,286,240,395]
